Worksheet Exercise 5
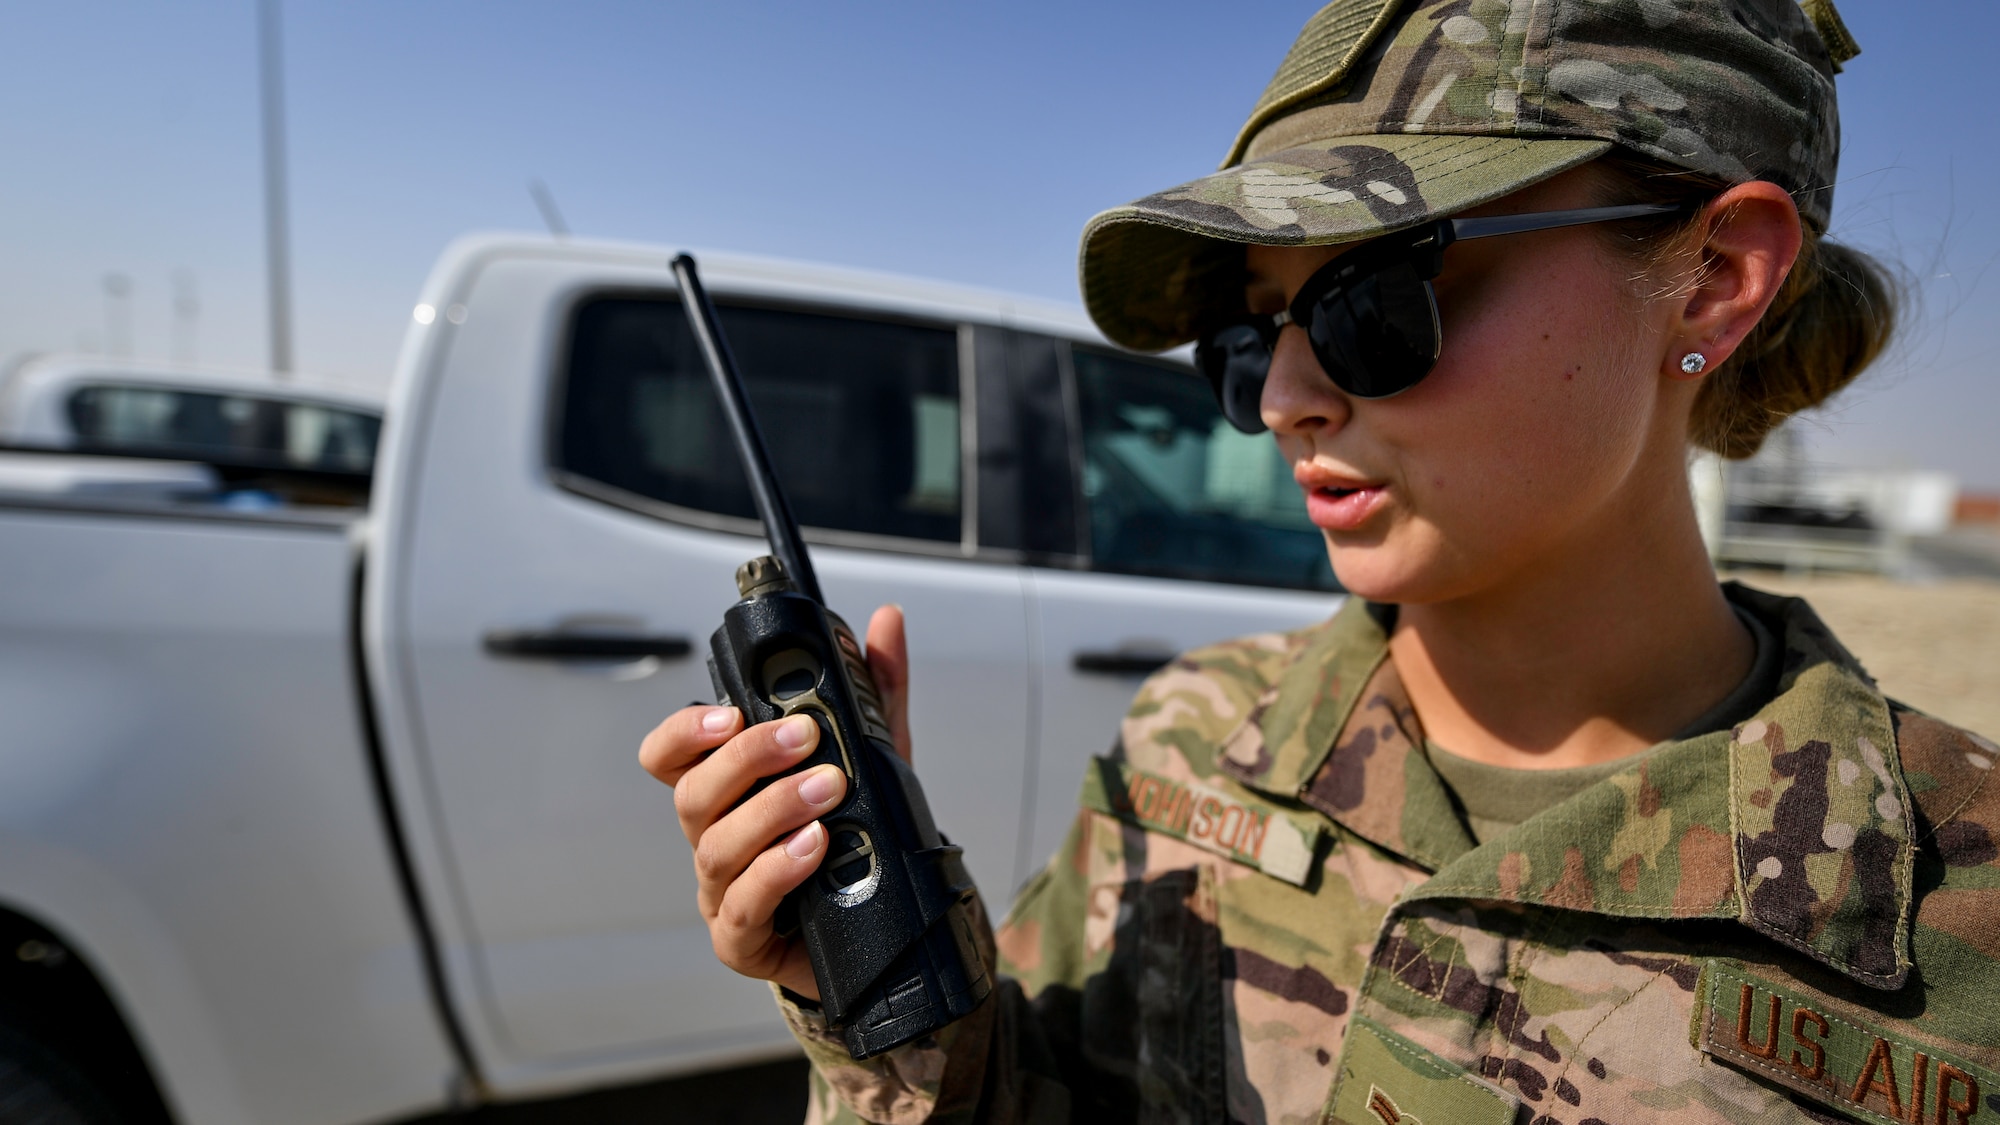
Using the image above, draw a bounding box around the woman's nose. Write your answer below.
[1260,325,1351,437]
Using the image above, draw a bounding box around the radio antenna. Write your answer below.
[671,254,823,605]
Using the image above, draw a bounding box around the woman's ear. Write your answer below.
[1668,180,1803,378]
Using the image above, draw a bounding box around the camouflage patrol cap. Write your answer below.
[1080,0,1860,352]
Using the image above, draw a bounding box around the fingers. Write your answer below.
[671,713,820,841]
[639,703,845,1001]
[692,762,848,919]
[865,604,908,696]
[638,705,742,786]
[708,821,830,997]
[865,604,914,764]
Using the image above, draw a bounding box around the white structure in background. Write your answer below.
[1813,466,1959,536]
[1690,449,1728,552]
[1691,426,1959,574]
[0,354,384,500]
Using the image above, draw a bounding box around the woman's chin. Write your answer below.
[1326,540,1453,605]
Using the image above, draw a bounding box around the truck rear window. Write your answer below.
[66,384,380,473]
[556,295,962,544]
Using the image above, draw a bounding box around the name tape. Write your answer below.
[1080,757,1321,886]
[1697,960,1998,1125]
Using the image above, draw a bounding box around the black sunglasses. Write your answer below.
[1195,202,1683,433]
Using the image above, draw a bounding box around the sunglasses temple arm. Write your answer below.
[1447,202,1683,242]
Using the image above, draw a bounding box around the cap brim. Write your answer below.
[1080,134,1610,352]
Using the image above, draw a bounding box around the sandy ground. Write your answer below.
[1725,571,2000,740]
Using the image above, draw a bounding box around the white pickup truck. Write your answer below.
[0,236,1340,1125]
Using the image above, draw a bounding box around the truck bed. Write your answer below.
[0,493,454,1125]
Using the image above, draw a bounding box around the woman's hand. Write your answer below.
[638,604,912,1001]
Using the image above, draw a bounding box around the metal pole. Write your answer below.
[257,0,295,376]
[102,273,134,358]
[172,269,200,364]
[528,179,570,239]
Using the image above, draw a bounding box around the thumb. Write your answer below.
[864,604,912,764]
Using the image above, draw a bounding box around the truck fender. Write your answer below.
[0,830,255,1125]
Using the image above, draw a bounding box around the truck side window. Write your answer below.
[972,328,1077,559]
[557,296,962,544]
[1072,347,1339,592]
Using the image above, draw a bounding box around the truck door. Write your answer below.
[1010,340,1342,890]
[370,255,1029,1087]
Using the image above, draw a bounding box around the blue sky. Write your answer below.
[6,1,1997,487]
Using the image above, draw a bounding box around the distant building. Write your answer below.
[1957,493,2000,525]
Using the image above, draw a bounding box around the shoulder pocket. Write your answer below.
[1329,1016,1518,1125]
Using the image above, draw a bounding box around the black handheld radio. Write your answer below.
[670,254,991,1059]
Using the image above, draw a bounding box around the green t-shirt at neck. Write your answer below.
[1426,607,1779,846]
[1426,748,1644,846]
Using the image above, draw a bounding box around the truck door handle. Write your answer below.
[482,630,693,660]
[1071,649,1177,676]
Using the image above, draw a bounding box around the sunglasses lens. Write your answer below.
[1196,323,1272,434]
[1306,262,1441,399]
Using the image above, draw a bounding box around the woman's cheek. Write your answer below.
[1329,249,1653,599]
[1367,381,1594,589]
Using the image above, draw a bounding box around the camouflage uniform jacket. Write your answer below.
[780,584,2000,1125]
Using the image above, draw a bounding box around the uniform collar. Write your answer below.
[1218,585,1915,991]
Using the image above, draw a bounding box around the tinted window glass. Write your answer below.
[1073,348,1338,591]
[973,328,1077,558]
[559,296,962,543]
[66,385,380,472]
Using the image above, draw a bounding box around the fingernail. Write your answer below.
[797,765,842,807]
[786,820,823,859]
[701,707,736,734]
[774,715,817,750]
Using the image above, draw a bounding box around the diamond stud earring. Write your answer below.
[1680,352,1709,375]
